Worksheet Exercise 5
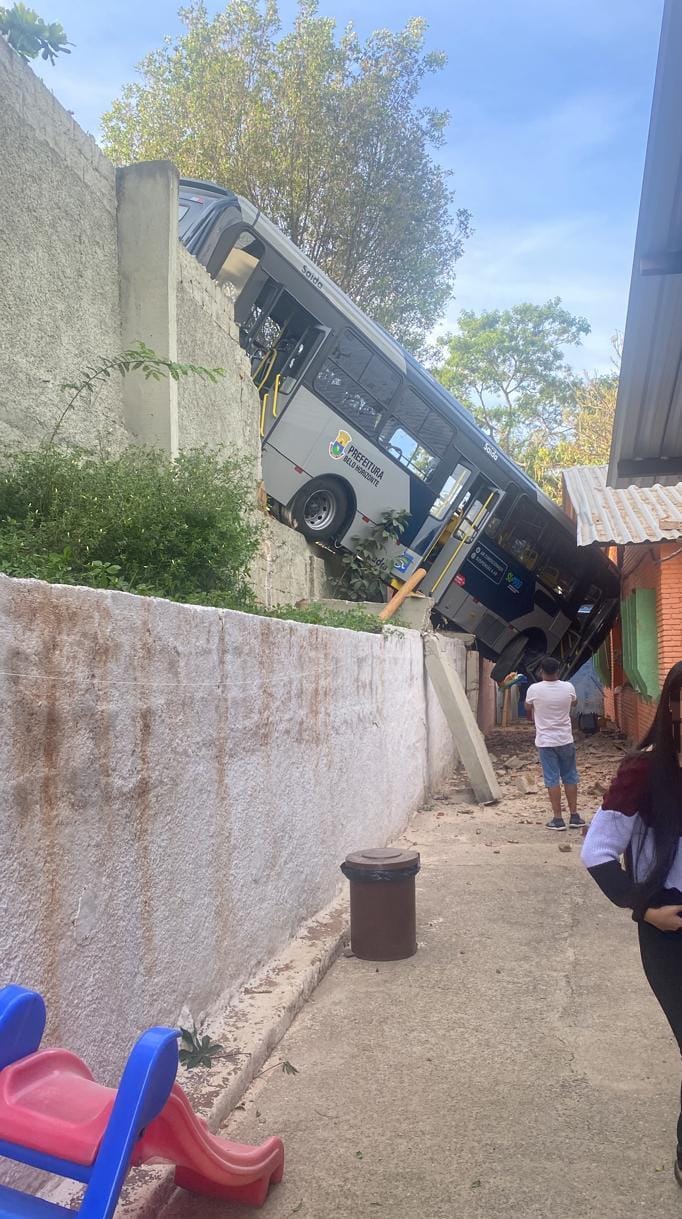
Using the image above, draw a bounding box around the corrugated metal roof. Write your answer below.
[562,465,682,546]
[608,0,682,488]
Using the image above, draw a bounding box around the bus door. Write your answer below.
[420,477,503,603]
[244,281,328,442]
[391,461,475,581]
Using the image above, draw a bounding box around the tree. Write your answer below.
[0,2,70,63]
[434,298,590,489]
[101,0,471,354]
[555,334,620,471]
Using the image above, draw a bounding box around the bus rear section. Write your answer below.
[421,491,620,679]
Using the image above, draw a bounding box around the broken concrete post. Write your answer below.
[424,634,501,804]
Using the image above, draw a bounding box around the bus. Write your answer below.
[179,179,620,680]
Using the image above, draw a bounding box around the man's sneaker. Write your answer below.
[674,1159,682,1188]
[546,817,567,831]
[568,814,587,829]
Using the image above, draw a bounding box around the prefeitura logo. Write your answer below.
[329,429,352,460]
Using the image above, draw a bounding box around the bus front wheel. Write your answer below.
[290,478,349,542]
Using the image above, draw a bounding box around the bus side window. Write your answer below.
[537,552,578,601]
[313,329,402,434]
[216,231,265,296]
[379,419,438,480]
[314,361,382,430]
[394,387,455,459]
[495,495,546,571]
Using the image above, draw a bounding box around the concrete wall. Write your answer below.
[176,245,262,464]
[251,518,339,609]
[0,575,462,1084]
[0,37,127,452]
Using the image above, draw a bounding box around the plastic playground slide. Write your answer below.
[0,985,284,1218]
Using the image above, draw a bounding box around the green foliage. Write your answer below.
[434,299,590,494]
[52,341,225,443]
[0,2,70,63]
[552,335,620,485]
[179,1021,224,1070]
[0,447,260,608]
[339,509,409,602]
[101,0,471,355]
[262,602,384,633]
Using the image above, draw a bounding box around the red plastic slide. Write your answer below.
[0,1047,284,1208]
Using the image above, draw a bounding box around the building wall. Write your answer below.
[610,541,682,741]
[655,541,682,681]
[0,574,463,1084]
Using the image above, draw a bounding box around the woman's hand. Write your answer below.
[644,905,682,932]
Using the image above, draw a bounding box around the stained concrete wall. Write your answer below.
[0,575,463,1083]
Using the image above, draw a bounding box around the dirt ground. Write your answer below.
[482,719,628,820]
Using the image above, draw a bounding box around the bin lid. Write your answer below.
[344,847,420,872]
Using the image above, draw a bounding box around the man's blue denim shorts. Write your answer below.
[537,743,579,788]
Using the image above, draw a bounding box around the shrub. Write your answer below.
[263,603,383,633]
[0,447,260,608]
[338,509,410,601]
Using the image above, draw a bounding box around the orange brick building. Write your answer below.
[563,466,682,742]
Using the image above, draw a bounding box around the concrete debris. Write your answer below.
[514,772,539,795]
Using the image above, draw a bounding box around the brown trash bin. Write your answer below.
[340,847,420,961]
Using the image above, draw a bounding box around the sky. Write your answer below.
[33,0,665,372]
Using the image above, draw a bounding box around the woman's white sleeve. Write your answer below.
[581,807,638,868]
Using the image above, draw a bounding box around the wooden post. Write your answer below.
[378,568,427,623]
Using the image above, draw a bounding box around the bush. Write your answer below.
[263,603,384,633]
[0,447,260,608]
[338,509,410,601]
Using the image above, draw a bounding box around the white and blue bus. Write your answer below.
[179,179,619,679]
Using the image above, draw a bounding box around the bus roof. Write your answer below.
[180,178,576,536]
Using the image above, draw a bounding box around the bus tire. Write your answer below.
[290,477,349,542]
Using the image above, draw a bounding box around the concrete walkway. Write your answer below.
[167,730,682,1219]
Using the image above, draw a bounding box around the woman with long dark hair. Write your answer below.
[582,660,682,1182]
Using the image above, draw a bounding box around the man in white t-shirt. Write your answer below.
[525,656,585,831]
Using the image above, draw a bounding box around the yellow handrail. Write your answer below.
[430,491,497,595]
[255,348,277,391]
[272,374,282,418]
[260,393,269,438]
